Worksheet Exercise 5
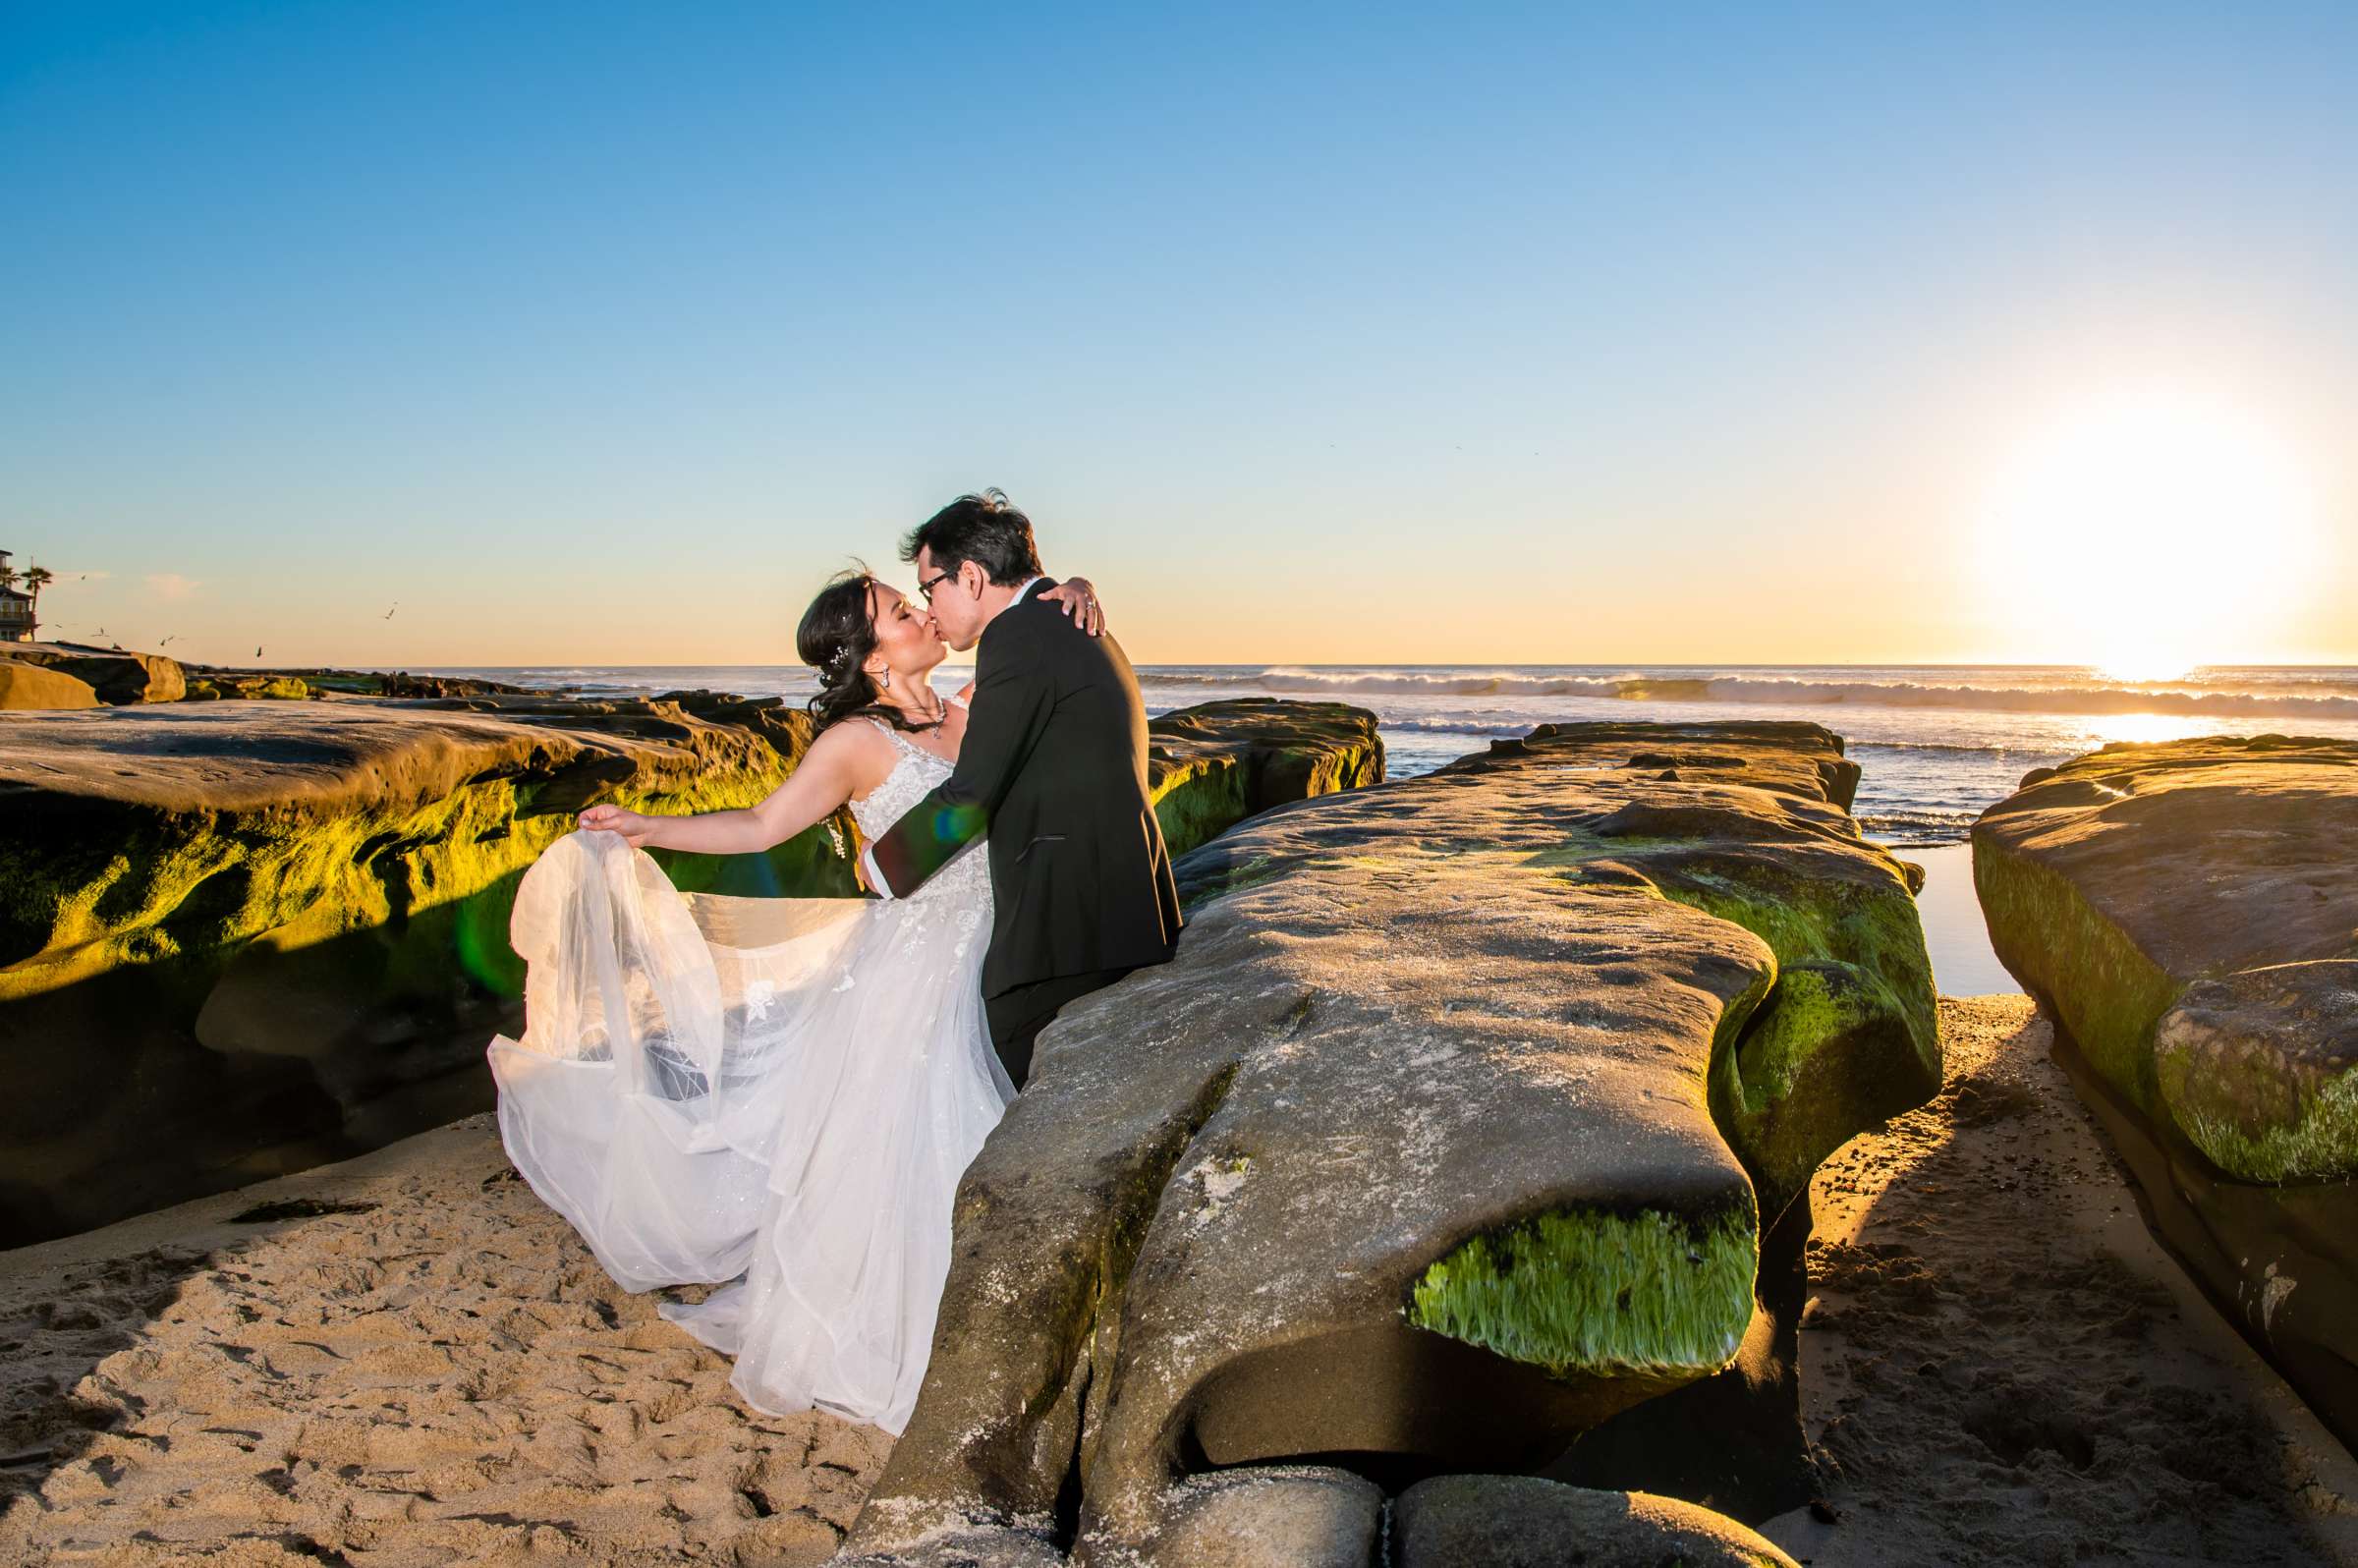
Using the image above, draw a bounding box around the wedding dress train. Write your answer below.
[486,723,1008,1433]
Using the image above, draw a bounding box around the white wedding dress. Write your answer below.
[486,719,1009,1433]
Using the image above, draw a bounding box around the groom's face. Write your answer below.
[916,546,985,650]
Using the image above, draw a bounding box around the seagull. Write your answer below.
[255,646,263,658]
[159,635,179,646]
[384,603,398,620]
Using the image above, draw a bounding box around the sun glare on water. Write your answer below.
[1976,387,2318,680]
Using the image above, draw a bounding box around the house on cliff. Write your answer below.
[0,551,34,643]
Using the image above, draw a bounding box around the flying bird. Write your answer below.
[384,603,398,620]
[159,635,179,646]
[255,646,263,658]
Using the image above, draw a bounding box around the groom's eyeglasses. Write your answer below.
[917,572,953,603]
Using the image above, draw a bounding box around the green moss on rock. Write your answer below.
[0,720,850,1007]
[1408,1205,1756,1378]
[184,675,314,701]
[1148,700,1383,861]
[2168,1063,2358,1183]
[1152,760,1254,864]
[1971,836,2182,1112]
[1582,846,1937,1213]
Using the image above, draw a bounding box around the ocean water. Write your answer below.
[416,661,2358,995]
[421,661,2358,849]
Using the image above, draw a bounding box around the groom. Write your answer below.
[861,490,1182,1088]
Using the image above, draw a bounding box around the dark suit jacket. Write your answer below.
[869,579,1182,999]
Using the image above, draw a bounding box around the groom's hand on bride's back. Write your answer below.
[578,804,656,847]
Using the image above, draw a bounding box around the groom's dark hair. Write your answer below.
[902,488,1043,586]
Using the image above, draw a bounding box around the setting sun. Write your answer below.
[1975,388,2320,678]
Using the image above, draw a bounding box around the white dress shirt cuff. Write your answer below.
[860,844,894,900]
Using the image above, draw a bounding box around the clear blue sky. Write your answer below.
[6,2,2354,666]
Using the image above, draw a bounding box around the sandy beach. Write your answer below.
[1765,996,2358,1567]
[0,996,2346,1565]
[0,1117,889,1566]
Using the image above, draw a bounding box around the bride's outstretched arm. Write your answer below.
[577,727,870,855]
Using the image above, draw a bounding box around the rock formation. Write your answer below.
[838,721,1935,1565]
[1147,698,1383,858]
[0,642,184,704]
[0,694,1382,1248]
[1973,734,2358,1448]
[183,673,315,700]
[0,697,857,1245]
[0,657,100,709]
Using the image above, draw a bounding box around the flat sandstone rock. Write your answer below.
[0,657,99,710]
[0,641,184,703]
[841,721,1937,1565]
[1972,734,2358,1450]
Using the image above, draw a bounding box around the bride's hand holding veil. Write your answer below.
[577,804,658,845]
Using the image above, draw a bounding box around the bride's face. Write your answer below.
[866,584,948,685]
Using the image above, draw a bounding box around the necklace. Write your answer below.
[890,691,947,731]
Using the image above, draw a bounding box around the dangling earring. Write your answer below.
[875,665,891,693]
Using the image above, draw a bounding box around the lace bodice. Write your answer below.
[852,719,993,911]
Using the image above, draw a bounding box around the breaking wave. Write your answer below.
[1147,667,2358,721]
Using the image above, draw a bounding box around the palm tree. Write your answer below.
[22,565,51,641]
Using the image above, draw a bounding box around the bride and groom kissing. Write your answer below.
[486,489,1180,1433]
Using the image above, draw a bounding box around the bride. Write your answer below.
[486,568,1103,1434]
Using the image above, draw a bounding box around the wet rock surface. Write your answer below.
[1971,736,2358,1448]
[840,721,1937,1564]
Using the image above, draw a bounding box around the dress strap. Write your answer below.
[865,715,921,754]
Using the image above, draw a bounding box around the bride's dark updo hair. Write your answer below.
[797,567,936,734]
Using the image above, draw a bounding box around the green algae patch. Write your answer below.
[1148,710,1383,862]
[1712,959,1910,1210]
[0,733,853,1007]
[184,675,313,701]
[1178,853,1282,913]
[1513,825,1940,1212]
[2168,1063,2358,1183]
[1525,828,1673,869]
[1728,963,1869,1109]
[1650,855,1939,1208]
[1971,835,2181,1112]
[1151,760,1254,862]
[1408,1206,1755,1378]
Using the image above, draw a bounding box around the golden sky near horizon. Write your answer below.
[30,376,2352,673]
